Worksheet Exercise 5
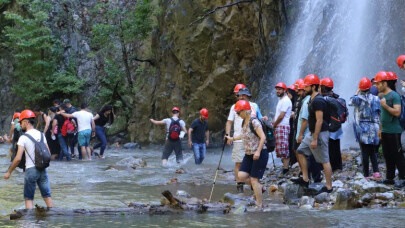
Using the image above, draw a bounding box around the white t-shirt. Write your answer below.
[227,102,258,142]
[163,117,186,139]
[72,110,94,132]
[17,129,47,169]
[274,95,292,126]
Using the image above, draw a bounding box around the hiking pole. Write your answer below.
[208,135,227,203]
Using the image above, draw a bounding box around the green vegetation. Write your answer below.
[2,0,84,106]
[90,0,154,106]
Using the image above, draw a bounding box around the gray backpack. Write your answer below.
[24,133,51,170]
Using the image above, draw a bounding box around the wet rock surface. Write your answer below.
[107,156,147,170]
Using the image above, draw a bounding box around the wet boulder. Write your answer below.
[375,192,394,201]
[222,193,253,206]
[333,189,359,210]
[107,156,147,170]
[283,184,305,205]
[314,192,330,203]
[176,190,190,198]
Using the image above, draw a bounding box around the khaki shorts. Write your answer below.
[232,141,245,163]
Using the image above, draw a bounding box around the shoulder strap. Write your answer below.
[23,134,37,164]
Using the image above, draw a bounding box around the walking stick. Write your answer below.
[208,136,227,202]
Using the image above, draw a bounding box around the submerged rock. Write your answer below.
[108,156,147,170]
[123,143,141,149]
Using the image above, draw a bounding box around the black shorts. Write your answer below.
[239,149,269,179]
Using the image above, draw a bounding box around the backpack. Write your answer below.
[244,117,275,152]
[24,133,51,171]
[168,117,181,141]
[61,117,75,136]
[336,97,349,123]
[324,97,342,132]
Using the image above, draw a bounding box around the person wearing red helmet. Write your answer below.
[294,81,323,182]
[225,85,265,193]
[293,74,334,195]
[273,82,293,174]
[225,100,268,207]
[320,77,347,172]
[397,55,405,70]
[4,110,54,209]
[4,109,22,159]
[188,108,210,165]
[349,78,381,179]
[375,71,405,188]
[150,107,187,166]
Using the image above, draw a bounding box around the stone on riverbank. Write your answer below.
[283,184,305,205]
[333,189,359,210]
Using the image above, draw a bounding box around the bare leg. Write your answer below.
[25,200,34,209]
[251,177,262,206]
[86,146,92,160]
[80,146,87,160]
[322,162,333,189]
[238,171,250,185]
[43,197,54,207]
[297,154,309,182]
[162,159,167,166]
[282,158,290,169]
[234,162,242,182]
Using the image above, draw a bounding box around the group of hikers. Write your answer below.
[4,55,405,209]
[3,99,115,162]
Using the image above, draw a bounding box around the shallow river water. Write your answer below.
[1,144,405,227]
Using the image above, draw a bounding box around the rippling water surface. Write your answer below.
[1,144,405,227]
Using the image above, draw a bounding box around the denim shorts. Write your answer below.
[24,167,51,200]
[78,129,92,147]
[239,149,269,179]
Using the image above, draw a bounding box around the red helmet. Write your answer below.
[397,55,405,68]
[303,74,320,86]
[275,82,287,90]
[359,77,372,90]
[387,71,399,80]
[374,71,389,82]
[12,112,20,120]
[172,107,180,113]
[233,84,246,93]
[19,110,35,123]
[287,84,297,91]
[297,82,305,90]
[320,77,334,88]
[234,100,251,112]
[294,79,304,87]
[200,108,209,119]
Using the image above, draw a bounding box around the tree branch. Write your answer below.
[131,56,155,66]
[189,0,256,27]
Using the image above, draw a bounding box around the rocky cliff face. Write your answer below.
[131,0,283,144]
[0,0,284,144]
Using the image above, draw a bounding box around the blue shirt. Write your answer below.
[296,96,310,140]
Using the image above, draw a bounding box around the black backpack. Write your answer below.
[243,117,275,152]
[168,118,181,141]
[324,96,342,132]
[24,133,51,171]
[335,97,349,123]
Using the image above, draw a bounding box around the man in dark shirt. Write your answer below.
[188,108,209,164]
[292,74,333,195]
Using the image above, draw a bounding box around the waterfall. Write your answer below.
[258,0,405,148]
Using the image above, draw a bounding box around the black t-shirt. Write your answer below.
[54,114,65,132]
[190,118,208,144]
[308,94,329,133]
[95,112,109,126]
